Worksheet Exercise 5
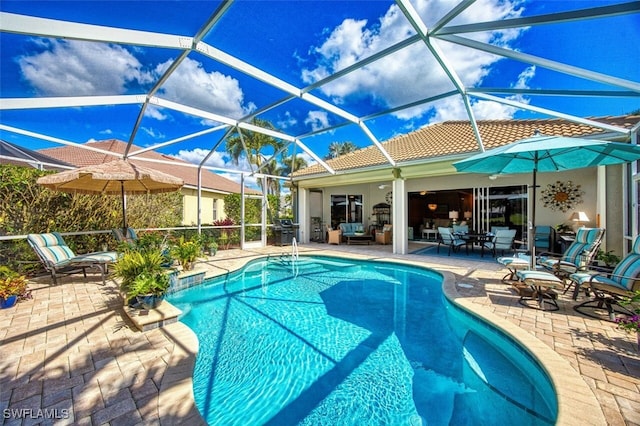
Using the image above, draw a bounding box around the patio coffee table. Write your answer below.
[346,234,373,245]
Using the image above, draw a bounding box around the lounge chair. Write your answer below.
[112,227,138,245]
[437,227,466,255]
[27,232,118,285]
[570,235,640,320]
[497,227,604,286]
[538,228,604,278]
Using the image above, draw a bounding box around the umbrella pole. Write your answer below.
[121,181,127,232]
[529,163,538,270]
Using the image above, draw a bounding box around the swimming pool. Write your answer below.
[167,255,557,425]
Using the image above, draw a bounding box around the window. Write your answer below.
[330,194,363,228]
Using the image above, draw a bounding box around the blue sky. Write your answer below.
[1,0,639,187]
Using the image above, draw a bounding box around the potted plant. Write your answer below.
[596,249,622,268]
[199,232,218,256]
[213,218,234,250]
[171,237,202,271]
[125,272,170,309]
[616,290,640,352]
[555,223,573,234]
[0,266,31,309]
[207,240,218,256]
[113,248,172,308]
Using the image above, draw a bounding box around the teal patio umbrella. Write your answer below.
[453,134,640,267]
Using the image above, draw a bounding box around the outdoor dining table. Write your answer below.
[457,232,493,256]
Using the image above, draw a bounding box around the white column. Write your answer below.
[261,177,267,247]
[392,178,407,254]
[298,188,309,243]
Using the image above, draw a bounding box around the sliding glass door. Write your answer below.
[473,185,527,239]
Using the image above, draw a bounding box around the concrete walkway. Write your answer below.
[1,242,639,425]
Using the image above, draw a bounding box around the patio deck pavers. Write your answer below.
[1,242,639,425]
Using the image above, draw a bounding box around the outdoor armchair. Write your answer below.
[375,224,392,245]
[570,235,640,321]
[327,225,342,245]
[27,232,118,285]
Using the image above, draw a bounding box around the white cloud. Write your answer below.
[304,110,330,131]
[156,57,254,120]
[170,148,259,188]
[172,147,253,172]
[277,111,298,129]
[18,39,152,96]
[301,0,526,122]
[17,40,253,126]
[141,127,165,139]
[145,105,168,121]
[513,65,536,90]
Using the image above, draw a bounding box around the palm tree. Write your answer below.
[225,118,283,168]
[225,118,286,195]
[281,155,308,175]
[257,156,282,196]
[325,141,358,159]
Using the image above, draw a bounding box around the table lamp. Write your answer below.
[449,210,459,225]
[570,211,589,230]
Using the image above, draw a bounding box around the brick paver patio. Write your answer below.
[1,242,639,425]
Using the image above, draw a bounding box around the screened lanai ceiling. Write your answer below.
[1,1,639,188]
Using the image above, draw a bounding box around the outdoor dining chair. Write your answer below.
[482,229,517,257]
[570,235,640,321]
[27,232,118,285]
[437,227,466,255]
[452,224,469,234]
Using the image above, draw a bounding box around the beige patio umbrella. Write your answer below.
[37,158,183,230]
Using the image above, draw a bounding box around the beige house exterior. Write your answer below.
[38,139,257,226]
[293,115,640,256]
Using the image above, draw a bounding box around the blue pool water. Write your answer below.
[167,256,557,425]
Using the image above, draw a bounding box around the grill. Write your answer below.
[273,219,294,246]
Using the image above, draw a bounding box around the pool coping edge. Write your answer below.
[441,271,607,426]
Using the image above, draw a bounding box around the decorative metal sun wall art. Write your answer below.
[540,180,584,212]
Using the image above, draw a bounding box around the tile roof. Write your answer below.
[0,139,73,171]
[293,115,640,178]
[38,139,257,194]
